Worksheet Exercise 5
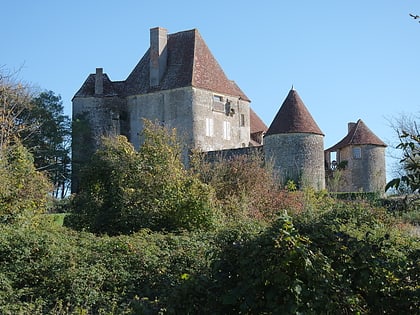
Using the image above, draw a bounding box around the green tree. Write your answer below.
[67,120,216,234]
[0,69,52,223]
[386,123,420,193]
[0,141,51,224]
[21,91,71,198]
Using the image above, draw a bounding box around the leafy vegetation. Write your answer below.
[0,141,51,224]
[0,199,418,314]
[22,91,71,198]
[66,121,217,235]
[386,128,420,193]
[1,70,71,199]
[0,82,418,315]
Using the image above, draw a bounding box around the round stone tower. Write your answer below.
[325,119,387,193]
[263,89,325,190]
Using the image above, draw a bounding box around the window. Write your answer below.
[240,114,245,127]
[213,94,225,112]
[205,118,213,137]
[213,95,223,102]
[353,147,361,159]
[223,121,231,140]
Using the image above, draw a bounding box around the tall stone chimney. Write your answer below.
[348,122,356,132]
[149,27,168,87]
[95,68,103,95]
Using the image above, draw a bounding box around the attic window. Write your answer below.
[353,147,361,159]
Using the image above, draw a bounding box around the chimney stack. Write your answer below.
[95,68,103,95]
[348,122,356,133]
[149,27,168,87]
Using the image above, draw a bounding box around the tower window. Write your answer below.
[352,147,361,159]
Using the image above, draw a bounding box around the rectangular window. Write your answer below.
[353,147,361,159]
[223,121,231,140]
[205,118,213,137]
[212,94,225,112]
[213,95,223,102]
[240,114,245,127]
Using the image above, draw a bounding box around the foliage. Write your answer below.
[0,141,51,225]
[1,200,418,314]
[190,151,284,222]
[0,69,34,149]
[21,91,71,198]
[0,223,215,314]
[1,70,70,198]
[386,128,420,194]
[294,201,420,314]
[67,120,216,234]
[193,214,343,314]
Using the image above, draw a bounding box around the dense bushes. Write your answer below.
[66,121,217,235]
[1,120,419,313]
[0,141,51,224]
[0,202,418,314]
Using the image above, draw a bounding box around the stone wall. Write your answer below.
[263,133,325,190]
[126,86,251,165]
[191,87,250,151]
[338,145,386,193]
[71,95,127,192]
[127,87,194,150]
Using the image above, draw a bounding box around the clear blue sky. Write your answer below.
[2,1,419,179]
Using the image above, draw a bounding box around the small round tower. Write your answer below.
[263,89,325,190]
[325,119,387,193]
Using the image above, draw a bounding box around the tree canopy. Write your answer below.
[22,91,71,198]
[66,120,217,235]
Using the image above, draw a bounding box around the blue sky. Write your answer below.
[2,1,419,178]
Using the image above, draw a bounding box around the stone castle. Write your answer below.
[72,27,387,193]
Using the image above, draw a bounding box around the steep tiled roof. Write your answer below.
[250,108,268,134]
[73,74,124,98]
[75,28,250,101]
[265,89,324,136]
[190,30,249,100]
[326,119,387,151]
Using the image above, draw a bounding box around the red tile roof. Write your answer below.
[250,108,268,134]
[75,29,249,101]
[326,119,387,151]
[265,89,324,136]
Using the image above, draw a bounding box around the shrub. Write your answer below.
[0,141,51,225]
[67,121,217,235]
[191,151,286,222]
[294,200,420,314]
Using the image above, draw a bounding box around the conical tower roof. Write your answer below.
[326,119,387,151]
[265,89,324,136]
